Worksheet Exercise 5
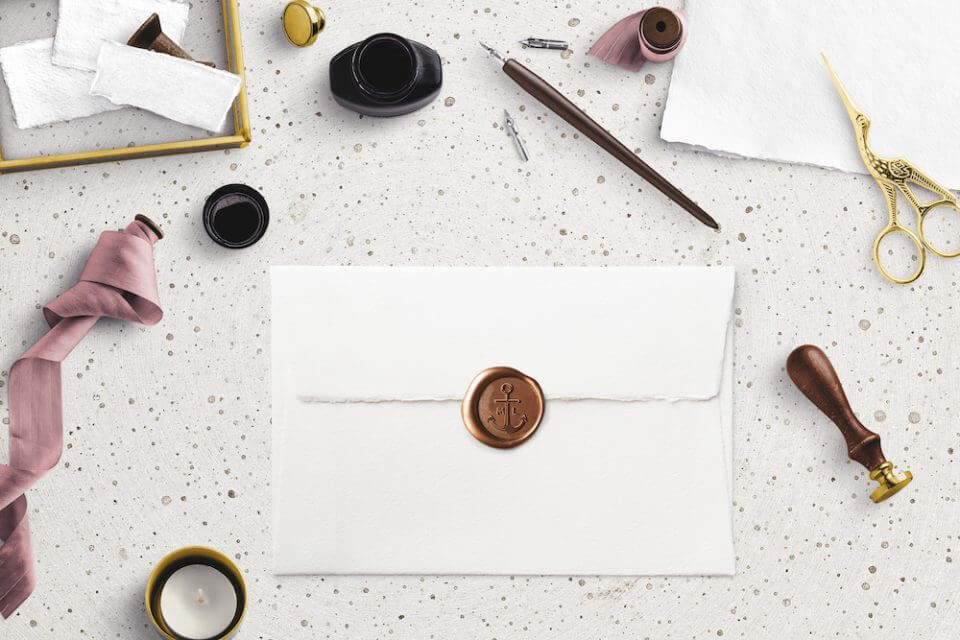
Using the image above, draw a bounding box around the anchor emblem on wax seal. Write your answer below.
[487,382,528,433]
[462,367,544,448]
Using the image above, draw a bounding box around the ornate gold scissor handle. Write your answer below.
[872,170,960,284]
[872,216,925,285]
[917,196,960,259]
[824,54,960,285]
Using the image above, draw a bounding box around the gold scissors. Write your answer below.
[822,54,960,284]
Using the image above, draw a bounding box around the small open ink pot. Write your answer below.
[202,184,269,249]
[330,32,442,117]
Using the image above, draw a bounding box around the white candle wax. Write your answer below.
[159,564,238,639]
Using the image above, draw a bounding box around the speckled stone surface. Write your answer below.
[1,1,958,638]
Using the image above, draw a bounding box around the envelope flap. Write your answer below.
[272,267,735,402]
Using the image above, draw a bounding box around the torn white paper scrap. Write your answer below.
[53,0,190,71]
[661,0,960,188]
[90,42,243,132]
[0,38,123,129]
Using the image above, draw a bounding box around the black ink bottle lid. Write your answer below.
[354,34,420,102]
[330,33,442,117]
[203,184,269,249]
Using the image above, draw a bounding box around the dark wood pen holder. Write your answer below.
[786,345,912,503]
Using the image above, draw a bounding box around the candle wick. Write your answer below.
[197,588,206,605]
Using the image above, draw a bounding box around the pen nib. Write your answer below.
[519,38,569,50]
[479,41,506,63]
[504,110,530,162]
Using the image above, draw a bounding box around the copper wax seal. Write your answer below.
[462,367,544,448]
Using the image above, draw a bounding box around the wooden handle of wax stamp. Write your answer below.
[786,345,886,471]
[787,344,913,503]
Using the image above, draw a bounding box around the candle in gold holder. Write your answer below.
[146,547,246,640]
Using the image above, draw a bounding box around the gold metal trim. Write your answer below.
[282,1,326,47]
[0,0,251,175]
[868,461,913,503]
[146,546,247,640]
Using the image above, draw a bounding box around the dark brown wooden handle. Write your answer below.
[786,345,887,471]
[502,59,718,230]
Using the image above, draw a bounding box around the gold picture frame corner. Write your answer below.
[0,0,250,175]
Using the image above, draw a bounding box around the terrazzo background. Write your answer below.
[1,1,958,638]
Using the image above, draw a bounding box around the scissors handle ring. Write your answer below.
[873,224,926,285]
[917,198,960,259]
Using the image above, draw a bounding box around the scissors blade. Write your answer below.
[821,53,863,129]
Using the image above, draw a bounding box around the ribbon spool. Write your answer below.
[588,7,688,72]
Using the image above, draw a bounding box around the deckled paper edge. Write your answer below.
[51,0,191,72]
[89,42,242,132]
[299,394,723,403]
[0,37,124,129]
[660,131,870,179]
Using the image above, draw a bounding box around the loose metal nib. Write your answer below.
[479,41,506,63]
[519,37,569,50]
[504,110,529,162]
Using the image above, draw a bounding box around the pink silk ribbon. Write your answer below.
[588,9,688,71]
[0,216,162,618]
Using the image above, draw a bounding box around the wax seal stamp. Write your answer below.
[787,345,913,503]
[462,367,544,448]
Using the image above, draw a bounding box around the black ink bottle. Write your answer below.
[330,33,442,117]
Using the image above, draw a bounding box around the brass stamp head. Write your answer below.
[869,461,913,503]
[462,367,544,449]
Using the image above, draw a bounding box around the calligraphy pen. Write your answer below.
[480,42,718,230]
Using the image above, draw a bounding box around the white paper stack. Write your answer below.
[0,0,240,132]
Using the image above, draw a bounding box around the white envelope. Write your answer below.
[272,267,736,575]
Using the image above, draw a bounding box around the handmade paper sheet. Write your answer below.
[91,42,242,132]
[0,39,122,129]
[53,0,190,71]
[661,0,960,187]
